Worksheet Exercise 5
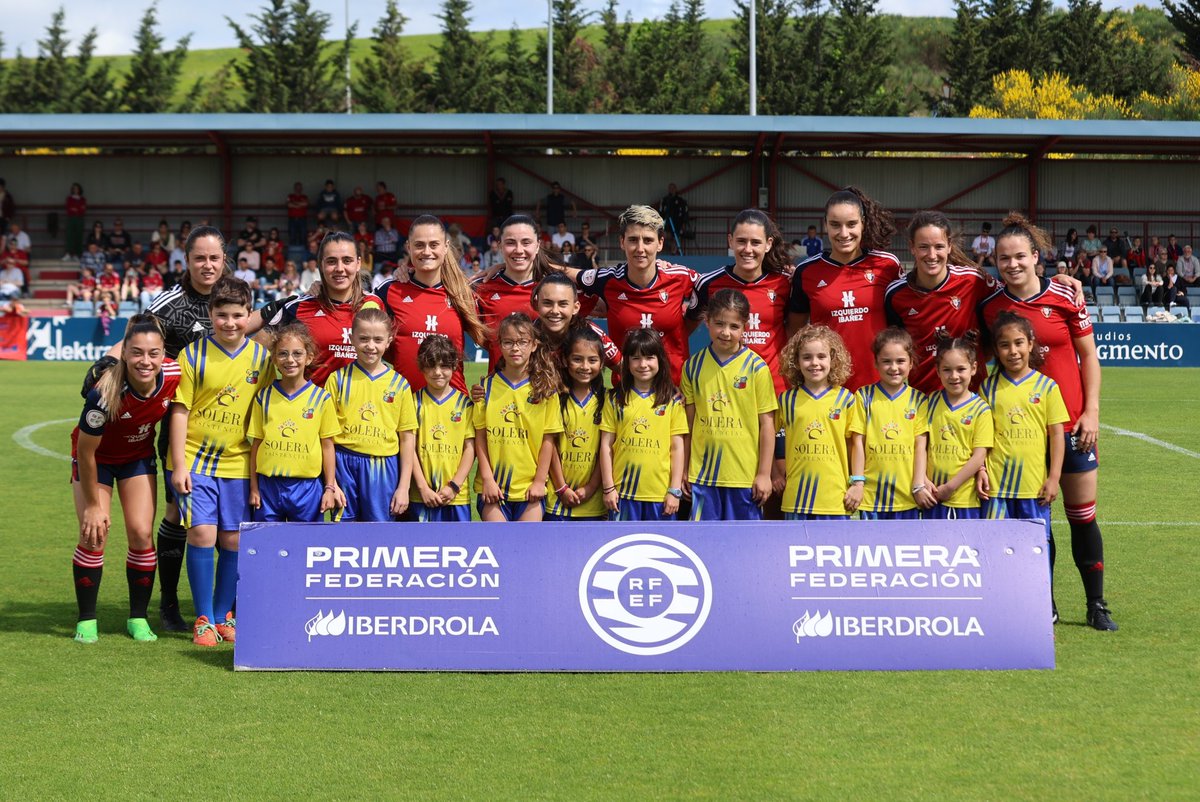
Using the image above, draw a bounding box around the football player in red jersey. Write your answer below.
[70,315,181,644]
[255,231,384,386]
[787,187,901,391]
[376,215,490,392]
[982,212,1116,632]
[570,205,699,384]
[687,209,792,395]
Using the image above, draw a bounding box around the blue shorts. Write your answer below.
[923,504,982,520]
[476,497,542,521]
[984,497,1052,539]
[72,455,157,487]
[179,474,250,532]
[254,475,324,523]
[410,503,472,523]
[859,508,921,521]
[335,447,398,522]
[689,484,762,521]
[784,512,851,521]
[611,499,676,522]
[1063,430,1099,474]
[546,513,607,522]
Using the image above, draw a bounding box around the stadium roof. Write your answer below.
[1,114,1200,156]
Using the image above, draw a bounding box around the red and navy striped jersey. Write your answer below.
[473,273,537,371]
[884,266,997,395]
[73,359,181,465]
[788,251,901,391]
[377,278,467,394]
[978,278,1093,426]
[267,292,385,386]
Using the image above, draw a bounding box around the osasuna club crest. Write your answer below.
[950,296,961,310]
[767,289,777,302]
[864,271,875,283]
[659,290,669,303]
[1042,307,1053,318]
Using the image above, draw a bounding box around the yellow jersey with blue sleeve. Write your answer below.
[548,390,606,518]
[681,346,778,487]
[324,362,417,457]
[411,386,474,506]
[473,373,564,501]
[170,336,271,479]
[927,391,994,508]
[248,380,340,479]
[850,383,929,513]
[981,369,1068,499]
[601,389,688,503]
[778,385,857,516]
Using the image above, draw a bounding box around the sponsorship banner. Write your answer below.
[26,316,125,361]
[235,520,1054,672]
[0,310,27,360]
[1092,323,1200,367]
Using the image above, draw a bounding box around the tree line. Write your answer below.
[2,0,1198,118]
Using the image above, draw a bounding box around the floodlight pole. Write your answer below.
[547,0,554,114]
[345,0,353,114]
[749,0,757,116]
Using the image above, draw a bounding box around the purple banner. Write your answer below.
[234,521,1054,672]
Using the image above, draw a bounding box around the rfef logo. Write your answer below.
[579,534,712,656]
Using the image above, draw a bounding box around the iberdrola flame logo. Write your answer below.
[304,610,346,641]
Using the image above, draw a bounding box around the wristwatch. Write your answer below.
[666,487,683,499]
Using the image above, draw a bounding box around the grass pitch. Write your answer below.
[2,363,1197,800]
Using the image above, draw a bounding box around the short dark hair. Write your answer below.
[208,276,253,311]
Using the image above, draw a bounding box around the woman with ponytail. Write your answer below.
[786,187,902,391]
[69,315,181,644]
[980,212,1117,632]
[375,215,490,392]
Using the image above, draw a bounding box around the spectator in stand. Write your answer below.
[1126,236,1148,273]
[353,221,372,255]
[1070,245,1095,297]
[257,258,280,303]
[97,291,118,335]
[172,222,191,268]
[151,219,176,253]
[316,179,342,225]
[141,263,165,309]
[106,219,132,267]
[0,251,26,300]
[551,222,575,249]
[126,242,146,275]
[356,238,374,276]
[374,181,397,227]
[299,258,320,293]
[2,235,29,286]
[264,227,284,269]
[97,263,121,295]
[64,183,87,260]
[5,221,31,253]
[1176,244,1200,287]
[120,264,141,302]
[237,241,261,273]
[344,186,371,227]
[80,241,105,276]
[237,216,265,255]
[971,222,996,268]
[578,221,598,251]
[164,258,186,291]
[287,182,309,247]
[1140,263,1164,312]
[373,216,400,265]
[487,177,513,229]
[1153,245,1170,279]
[482,238,503,270]
[1167,234,1182,262]
[1102,227,1128,283]
[658,182,690,253]
[278,260,300,299]
[66,266,97,306]
[1148,235,1161,260]
[460,245,480,275]
[0,178,15,232]
[307,220,331,257]
[536,181,575,230]
[1091,245,1115,301]
[558,241,575,265]
[1164,265,1189,311]
[234,255,259,299]
[372,261,394,289]
[801,225,824,259]
[1060,228,1080,270]
[574,241,599,271]
[486,224,502,249]
[447,222,471,254]
[1080,226,1102,262]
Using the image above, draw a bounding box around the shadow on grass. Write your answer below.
[179,646,236,671]
[0,600,80,637]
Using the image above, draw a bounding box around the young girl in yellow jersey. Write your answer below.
[599,328,688,521]
[681,288,777,520]
[776,326,863,520]
[410,335,475,523]
[851,328,929,520]
[169,277,271,647]
[921,333,994,519]
[981,311,1068,539]
[324,308,417,521]
[474,312,563,521]
[546,326,607,521]
[248,323,343,522]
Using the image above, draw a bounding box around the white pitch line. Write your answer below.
[12,418,74,462]
[1100,424,1200,460]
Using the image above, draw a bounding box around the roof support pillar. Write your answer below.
[207,131,232,236]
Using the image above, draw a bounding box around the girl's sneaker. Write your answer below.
[192,616,221,647]
[215,612,236,644]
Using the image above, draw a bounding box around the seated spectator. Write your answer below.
[141,263,165,309]
[106,219,132,266]
[374,181,396,227]
[164,259,185,292]
[257,259,281,304]
[1153,246,1170,276]
[85,221,107,252]
[354,221,372,253]
[1164,265,1189,311]
[1140,263,1164,312]
[1126,236,1148,273]
[573,241,599,271]
[356,240,373,276]
[1091,246,1115,300]
[150,219,176,253]
[373,217,400,265]
[5,221,30,253]
[372,261,395,290]
[264,227,284,266]
[316,179,342,225]
[1167,234,1182,262]
[1070,252,1095,296]
[971,223,995,268]
[237,243,261,272]
[278,260,300,300]
[97,263,121,294]
[120,266,141,302]
[2,237,29,285]
[486,225,502,249]
[66,266,98,307]
[126,241,147,276]
[0,260,25,300]
[97,291,118,335]
[80,241,105,277]
[344,186,371,227]
[145,240,168,272]
[552,222,575,249]
[234,255,259,290]
[460,245,480,274]
[447,223,471,254]
[307,221,331,257]
[1102,227,1128,282]
[559,241,576,264]
[1080,226,1102,261]
[801,225,824,259]
[1176,244,1200,287]
[482,238,503,270]
[1059,228,1079,268]
[287,182,309,246]
[238,216,265,255]
[299,259,320,293]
